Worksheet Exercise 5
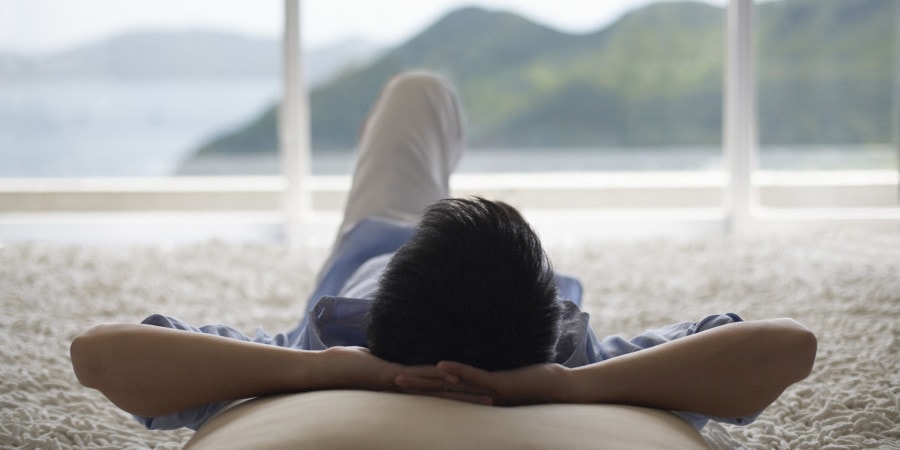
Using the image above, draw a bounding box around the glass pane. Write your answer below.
[299,1,728,174]
[2,1,732,177]
[756,0,898,172]
[0,0,281,177]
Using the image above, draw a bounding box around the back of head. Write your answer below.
[367,197,561,371]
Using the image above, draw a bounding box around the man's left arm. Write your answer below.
[402,318,817,419]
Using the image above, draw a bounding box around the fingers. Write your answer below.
[394,373,454,392]
[396,373,491,395]
[392,383,494,406]
[431,391,493,406]
[387,361,504,406]
[395,363,494,402]
[398,365,458,385]
[436,361,494,387]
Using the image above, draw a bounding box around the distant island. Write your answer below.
[0,32,382,87]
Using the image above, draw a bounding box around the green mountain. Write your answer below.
[188,0,896,163]
[756,0,896,144]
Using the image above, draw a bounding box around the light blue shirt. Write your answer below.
[135,217,757,431]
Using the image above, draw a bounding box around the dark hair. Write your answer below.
[367,197,561,371]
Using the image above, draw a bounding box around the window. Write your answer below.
[0,0,895,240]
[301,1,728,176]
[0,0,281,177]
[756,0,896,173]
[754,0,897,210]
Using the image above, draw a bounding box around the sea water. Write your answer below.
[0,79,279,177]
[1,79,895,176]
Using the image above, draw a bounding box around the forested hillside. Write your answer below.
[189,0,895,162]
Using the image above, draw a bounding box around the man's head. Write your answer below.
[367,197,562,371]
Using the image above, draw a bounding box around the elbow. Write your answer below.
[770,318,817,384]
[786,319,817,382]
[729,319,817,417]
[70,324,114,389]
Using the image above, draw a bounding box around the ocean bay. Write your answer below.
[1,80,894,177]
[0,78,278,177]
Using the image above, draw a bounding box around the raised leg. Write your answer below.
[336,71,465,237]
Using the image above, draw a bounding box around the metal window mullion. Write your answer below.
[280,0,311,243]
[724,0,757,234]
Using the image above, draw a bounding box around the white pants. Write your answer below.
[336,71,465,237]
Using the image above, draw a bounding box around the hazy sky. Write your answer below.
[0,0,725,55]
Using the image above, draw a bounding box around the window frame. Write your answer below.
[0,0,896,241]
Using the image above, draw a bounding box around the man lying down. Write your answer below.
[70,71,817,433]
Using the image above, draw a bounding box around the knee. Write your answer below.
[70,324,107,388]
[386,71,454,97]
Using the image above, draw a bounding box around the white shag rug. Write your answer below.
[1,232,898,449]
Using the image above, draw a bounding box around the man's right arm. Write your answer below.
[70,324,457,418]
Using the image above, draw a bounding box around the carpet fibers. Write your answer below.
[1,232,898,449]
